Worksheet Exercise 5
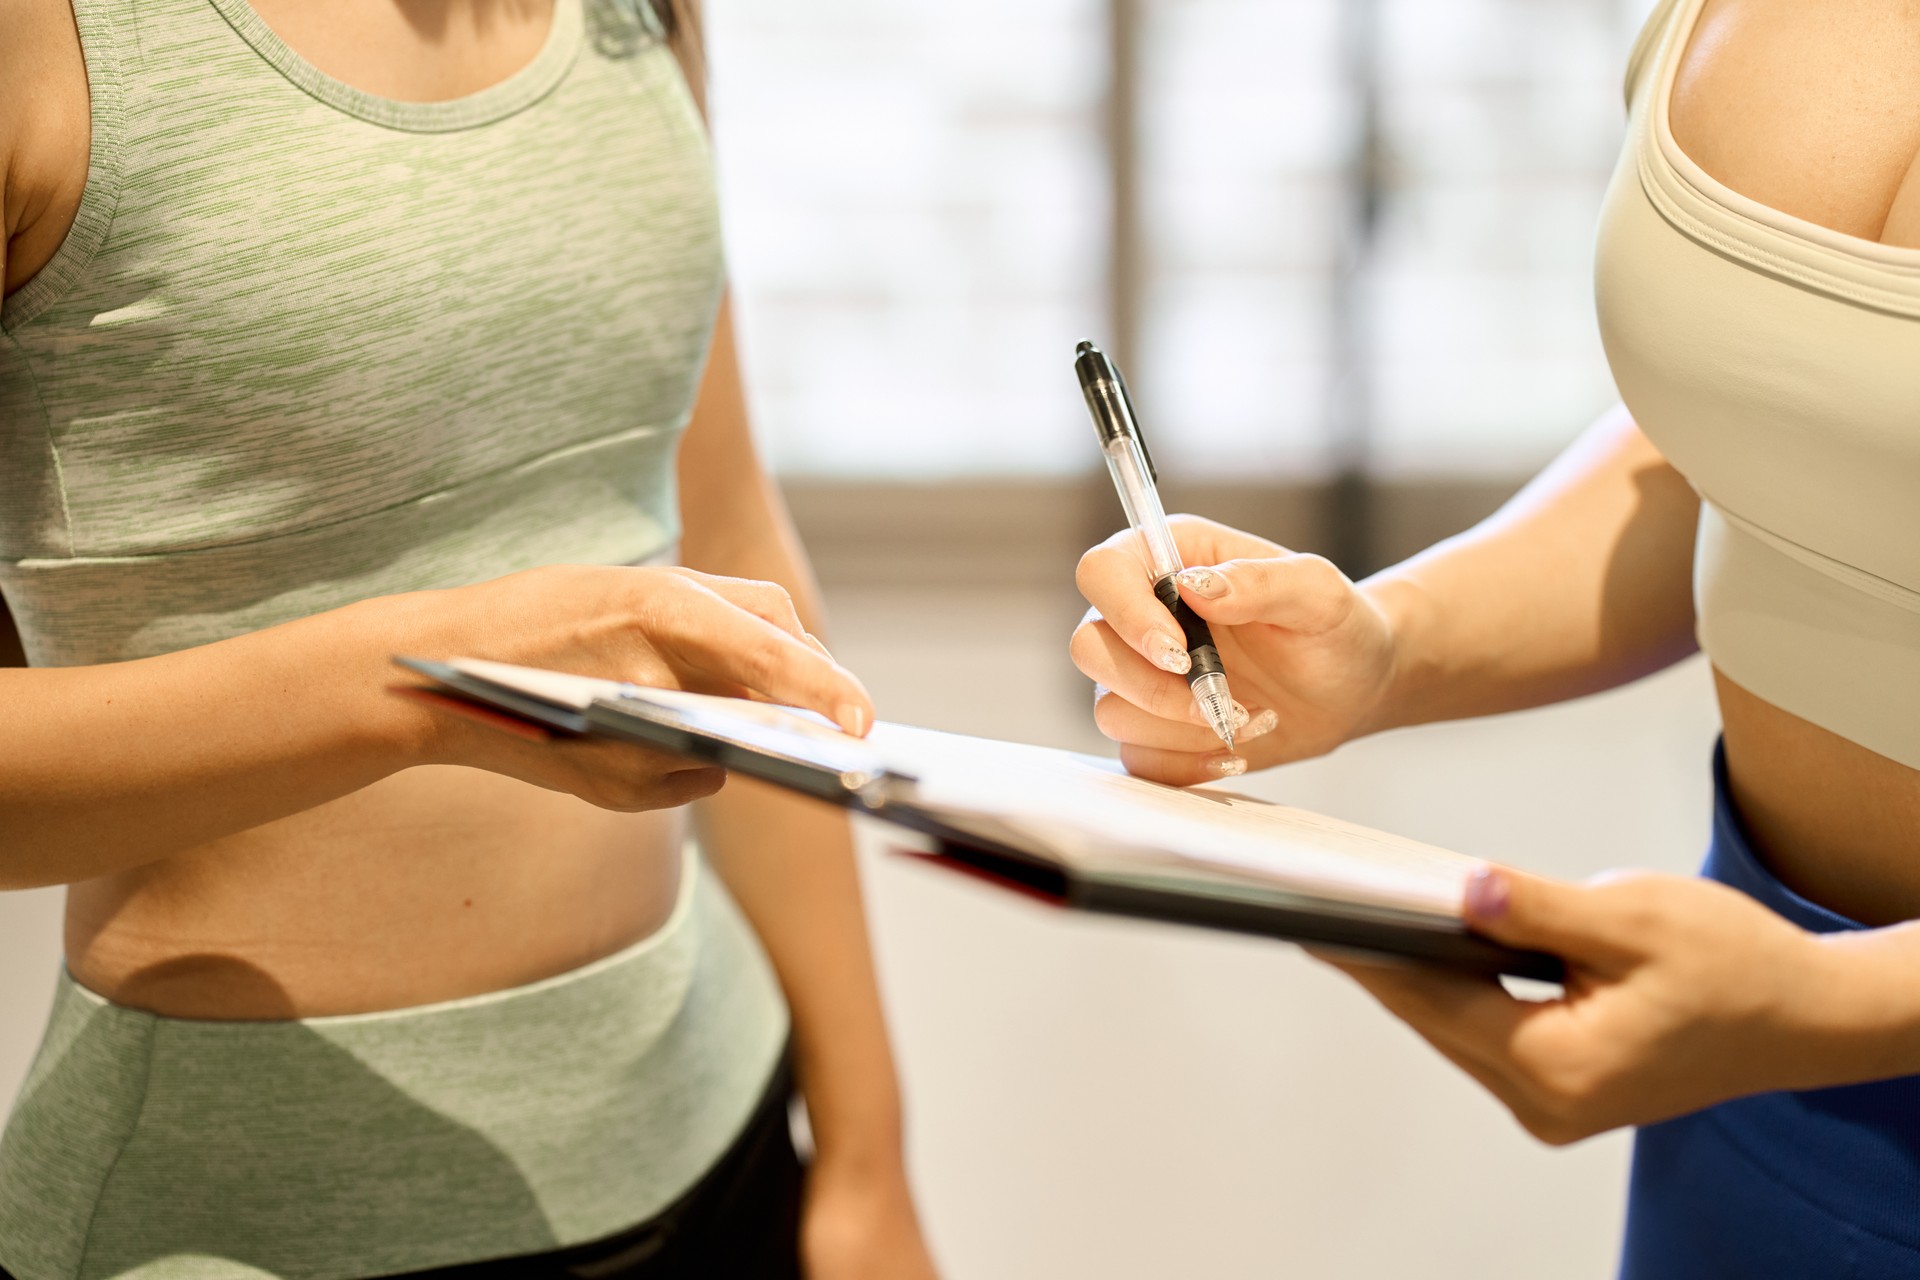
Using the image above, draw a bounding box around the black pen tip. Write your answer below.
[1075,339,1099,360]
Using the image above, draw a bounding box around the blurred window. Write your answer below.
[706,0,1661,480]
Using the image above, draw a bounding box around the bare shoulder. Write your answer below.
[1,0,91,299]
[1669,0,1920,243]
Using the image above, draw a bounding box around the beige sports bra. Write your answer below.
[1595,0,1920,770]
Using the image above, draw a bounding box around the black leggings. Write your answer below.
[1,1053,804,1280]
[386,1050,805,1279]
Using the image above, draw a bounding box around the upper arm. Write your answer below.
[1499,404,1699,559]
[1495,405,1700,666]
[660,4,824,624]
[675,294,762,546]
[674,296,828,630]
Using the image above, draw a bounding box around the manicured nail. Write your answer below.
[836,703,871,736]
[1229,701,1252,729]
[1241,708,1279,740]
[1464,866,1509,921]
[1150,633,1192,675]
[1205,753,1247,778]
[1176,567,1230,600]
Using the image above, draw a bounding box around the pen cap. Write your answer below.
[1075,341,1159,482]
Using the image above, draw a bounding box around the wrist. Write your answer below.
[332,590,454,772]
[1354,571,1437,736]
[806,1100,907,1179]
[810,1142,911,1193]
[798,1058,908,1178]
[1793,925,1920,1087]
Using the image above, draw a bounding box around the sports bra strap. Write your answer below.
[1624,0,1687,109]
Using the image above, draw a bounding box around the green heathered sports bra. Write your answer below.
[0,0,722,667]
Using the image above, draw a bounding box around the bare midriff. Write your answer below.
[63,772,688,1019]
[1715,672,1920,928]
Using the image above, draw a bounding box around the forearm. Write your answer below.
[677,299,907,1166]
[0,593,430,885]
[1362,403,1701,731]
[682,497,907,1167]
[675,298,826,629]
[698,782,906,1170]
[1805,922,1920,1087]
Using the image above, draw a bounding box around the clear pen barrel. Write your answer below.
[1101,436,1183,583]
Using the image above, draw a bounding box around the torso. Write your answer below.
[2,0,687,1018]
[1667,0,1920,925]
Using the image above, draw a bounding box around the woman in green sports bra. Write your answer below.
[0,1,939,1277]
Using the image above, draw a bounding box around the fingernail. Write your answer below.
[1205,753,1247,778]
[1241,708,1279,740]
[835,703,871,736]
[1464,866,1509,921]
[1176,567,1230,600]
[1150,634,1192,675]
[1229,701,1252,730]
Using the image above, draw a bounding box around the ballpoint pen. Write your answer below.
[1074,340,1238,752]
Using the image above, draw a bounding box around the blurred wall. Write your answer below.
[708,0,1660,485]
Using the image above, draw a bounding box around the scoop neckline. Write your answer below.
[1647,0,1920,270]
[204,0,582,134]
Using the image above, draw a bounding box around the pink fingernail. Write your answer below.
[1206,754,1247,778]
[1176,567,1230,600]
[836,703,871,736]
[1464,867,1509,920]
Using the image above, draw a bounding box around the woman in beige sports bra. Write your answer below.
[0,0,938,1276]
[1076,0,1919,1274]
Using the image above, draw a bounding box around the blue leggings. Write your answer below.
[1619,745,1920,1279]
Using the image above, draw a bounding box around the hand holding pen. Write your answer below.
[1074,342,1240,750]
[1069,344,1403,786]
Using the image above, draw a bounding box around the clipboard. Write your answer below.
[394,656,1564,983]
